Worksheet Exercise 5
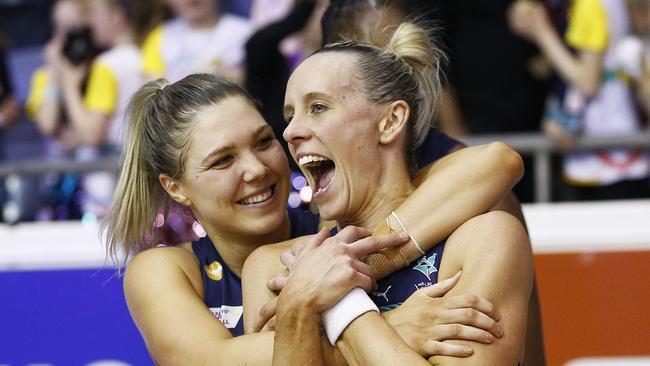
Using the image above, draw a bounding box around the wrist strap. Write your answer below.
[322,287,379,345]
[388,211,425,255]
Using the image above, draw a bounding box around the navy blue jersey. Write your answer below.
[192,207,320,336]
[330,228,446,312]
[372,242,446,312]
[414,127,464,168]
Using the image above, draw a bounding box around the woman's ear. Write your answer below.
[378,100,410,145]
[159,174,192,207]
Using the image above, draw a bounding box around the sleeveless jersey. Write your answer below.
[330,227,446,312]
[192,207,320,336]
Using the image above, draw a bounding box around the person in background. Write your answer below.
[56,0,162,219]
[141,0,253,83]
[509,0,650,200]
[0,39,19,129]
[25,0,93,221]
[245,0,319,171]
[616,0,650,123]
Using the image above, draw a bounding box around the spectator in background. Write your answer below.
[616,0,650,122]
[245,0,319,170]
[25,0,93,221]
[26,0,91,157]
[0,39,19,129]
[509,0,650,200]
[0,37,20,221]
[417,0,548,203]
[56,0,162,218]
[141,0,253,83]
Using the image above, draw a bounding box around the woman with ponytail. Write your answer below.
[244,22,533,365]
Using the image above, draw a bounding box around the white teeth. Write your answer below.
[239,188,273,205]
[298,155,329,166]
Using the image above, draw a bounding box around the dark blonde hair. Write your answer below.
[102,74,257,269]
[317,22,445,165]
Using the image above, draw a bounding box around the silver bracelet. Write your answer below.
[389,211,425,255]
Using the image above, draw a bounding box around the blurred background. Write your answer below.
[0,0,648,365]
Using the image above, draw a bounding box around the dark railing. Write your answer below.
[1,132,649,202]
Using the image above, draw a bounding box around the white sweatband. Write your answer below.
[322,287,379,345]
[390,211,425,255]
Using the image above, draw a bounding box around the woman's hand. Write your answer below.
[507,0,553,44]
[382,272,504,358]
[258,227,409,331]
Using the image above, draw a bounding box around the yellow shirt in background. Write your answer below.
[566,0,609,52]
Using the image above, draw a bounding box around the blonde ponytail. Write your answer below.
[102,80,168,270]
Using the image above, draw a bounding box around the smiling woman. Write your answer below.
[243,22,533,366]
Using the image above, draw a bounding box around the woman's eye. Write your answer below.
[257,136,275,150]
[311,103,327,114]
[211,155,234,169]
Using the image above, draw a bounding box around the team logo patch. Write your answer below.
[412,254,438,280]
[209,305,243,329]
[205,261,223,281]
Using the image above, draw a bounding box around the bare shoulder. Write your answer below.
[124,243,202,299]
[243,235,315,274]
[441,210,531,275]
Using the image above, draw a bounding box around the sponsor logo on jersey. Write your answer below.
[412,254,438,280]
[209,305,243,329]
[371,285,392,302]
[205,261,223,281]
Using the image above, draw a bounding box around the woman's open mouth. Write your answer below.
[298,155,335,199]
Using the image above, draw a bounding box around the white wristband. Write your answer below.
[322,287,380,345]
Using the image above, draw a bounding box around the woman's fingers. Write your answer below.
[443,293,501,322]
[421,271,462,298]
[435,323,496,344]
[351,260,375,284]
[440,308,504,338]
[267,274,288,292]
[335,225,372,243]
[254,297,278,333]
[348,232,409,257]
[305,228,330,251]
[424,341,473,358]
[280,250,296,269]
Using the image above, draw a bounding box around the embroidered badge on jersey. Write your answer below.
[209,305,243,329]
[205,261,223,281]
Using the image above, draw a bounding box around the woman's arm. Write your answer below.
[60,61,112,147]
[337,211,532,366]
[124,246,277,365]
[429,211,534,365]
[369,141,524,279]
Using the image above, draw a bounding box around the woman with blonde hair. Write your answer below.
[244,21,533,365]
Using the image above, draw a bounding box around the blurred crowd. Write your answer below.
[0,0,648,229]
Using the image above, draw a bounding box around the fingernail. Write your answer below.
[399,232,409,240]
[485,333,494,343]
[463,347,473,356]
[497,325,504,337]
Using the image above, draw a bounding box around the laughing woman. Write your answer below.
[104,72,523,363]
[242,22,533,366]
